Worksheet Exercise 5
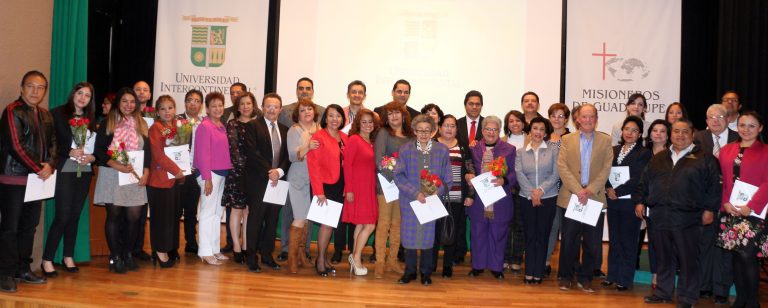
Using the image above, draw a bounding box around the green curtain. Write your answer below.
[44,0,89,263]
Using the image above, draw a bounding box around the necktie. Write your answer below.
[713,135,721,158]
[469,120,476,142]
[271,122,281,168]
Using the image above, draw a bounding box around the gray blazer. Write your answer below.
[515,141,560,199]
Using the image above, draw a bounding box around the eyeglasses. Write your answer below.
[706,115,725,121]
[415,129,432,135]
[622,127,640,133]
[483,128,499,133]
[550,114,566,119]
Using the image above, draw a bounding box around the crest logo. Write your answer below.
[191,25,228,67]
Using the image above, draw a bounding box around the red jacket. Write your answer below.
[719,141,768,213]
[307,129,348,196]
[148,121,182,188]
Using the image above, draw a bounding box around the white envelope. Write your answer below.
[118,150,144,186]
[24,171,57,202]
[564,194,604,227]
[307,196,343,228]
[470,172,507,207]
[164,145,192,179]
[377,173,399,202]
[730,180,767,219]
[409,195,449,224]
[263,180,289,205]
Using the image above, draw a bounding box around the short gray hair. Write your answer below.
[482,115,502,129]
[706,103,727,117]
[411,114,436,132]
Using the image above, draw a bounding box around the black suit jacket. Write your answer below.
[373,104,420,123]
[693,128,738,155]
[456,115,484,148]
[605,144,652,202]
[244,116,290,206]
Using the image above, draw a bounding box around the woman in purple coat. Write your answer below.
[467,115,517,279]
[394,114,452,286]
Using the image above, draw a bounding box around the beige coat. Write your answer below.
[556,131,613,208]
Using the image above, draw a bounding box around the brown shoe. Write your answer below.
[287,226,302,274]
[297,224,311,268]
[374,261,385,278]
[374,220,389,278]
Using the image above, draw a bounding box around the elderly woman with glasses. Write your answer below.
[393,114,452,286]
[467,115,517,280]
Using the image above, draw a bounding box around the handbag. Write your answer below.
[439,196,456,246]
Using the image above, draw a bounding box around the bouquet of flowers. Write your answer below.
[488,156,507,178]
[142,106,156,118]
[379,152,398,179]
[69,117,90,177]
[716,214,765,252]
[420,169,442,196]
[174,117,196,145]
[107,141,140,181]
[161,124,178,146]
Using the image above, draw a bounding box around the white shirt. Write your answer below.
[728,119,738,131]
[671,143,696,166]
[506,134,525,150]
[264,117,285,178]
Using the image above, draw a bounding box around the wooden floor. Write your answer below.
[4,227,767,307]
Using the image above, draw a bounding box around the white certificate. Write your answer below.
[564,194,604,227]
[730,180,767,219]
[609,166,631,199]
[118,150,145,186]
[24,171,57,202]
[409,195,449,224]
[377,173,399,203]
[340,122,352,135]
[143,117,154,128]
[263,180,290,205]
[164,145,192,179]
[307,196,344,228]
[470,172,507,207]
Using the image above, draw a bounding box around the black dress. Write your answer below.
[222,119,248,209]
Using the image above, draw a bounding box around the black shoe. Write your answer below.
[262,258,281,270]
[109,255,127,274]
[600,280,613,287]
[533,278,543,284]
[233,252,244,264]
[699,290,713,298]
[421,274,432,286]
[644,295,672,304]
[314,260,328,277]
[397,273,417,284]
[0,276,17,293]
[220,244,233,253]
[369,254,376,263]
[168,250,181,261]
[615,284,629,291]
[593,269,606,279]
[441,266,453,278]
[713,295,729,305]
[452,256,465,266]
[63,265,80,273]
[276,251,288,262]
[397,248,405,262]
[491,271,504,280]
[184,245,198,254]
[40,263,58,278]
[331,250,342,264]
[468,269,484,277]
[125,254,139,271]
[676,303,692,308]
[15,271,46,284]
[152,252,176,268]
[133,250,152,261]
[248,263,262,273]
[544,265,552,277]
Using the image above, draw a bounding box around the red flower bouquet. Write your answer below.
[69,117,90,177]
[420,169,442,195]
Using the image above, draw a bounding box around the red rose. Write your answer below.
[430,174,438,181]
[106,150,114,157]
[119,142,126,150]
[435,179,442,186]
[83,118,90,125]
[420,169,428,179]
[492,170,501,177]
[76,119,83,126]
[69,119,76,126]
[392,152,399,158]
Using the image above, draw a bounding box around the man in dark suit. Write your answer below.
[453,90,484,264]
[373,79,420,120]
[244,93,290,273]
[692,103,737,304]
[177,89,205,256]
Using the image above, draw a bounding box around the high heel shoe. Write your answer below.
[201,256,222,265]
[62,257,79,273]
[315,260,328,277]
[153,252,175,268]
[40,262,58,278]
[349,255,368,276]
[233,251,244,264]
[213,253,229,261]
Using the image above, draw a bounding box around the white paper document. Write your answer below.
[263,180,290,205]
[118,150,145,186]
[564,194,604,226]
[609,166,631,199]
[409,195,449,224]
[730,180,767,219]
[143,117,155,128]
[340,123,352,135]
[307,196,343,228]
[470,172,507,207]
[377,173,399,203]
[24,171,57,202]
[164,145,192,179]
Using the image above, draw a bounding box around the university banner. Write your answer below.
[154,0,269,112]
[565,0,681,133]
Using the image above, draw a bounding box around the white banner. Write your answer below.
[154,0,269,113]
[565,0,681,133]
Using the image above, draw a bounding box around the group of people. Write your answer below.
[0,71,765,308]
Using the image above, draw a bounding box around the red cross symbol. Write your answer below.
[592,42,617,80]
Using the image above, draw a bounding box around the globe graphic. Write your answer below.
[606,57,650,82]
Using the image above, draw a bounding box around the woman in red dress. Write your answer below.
[343,109,379,275]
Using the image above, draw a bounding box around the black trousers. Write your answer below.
[454,212,469,262]
[557,210,605,283]
[178,174,200,249]
[405,248,434,275]
[43,172,91,261]
[605,198,641,287]
[133,203,148,253]
[432,201,464,270]
[732,244,761,308]
[505,193,525,264]
[712,245,734,297]
[148,186,179,253]
[698,221,717,293]
[246,202,280,266]
[652,225,701,305]
[0,184,42,276]
[520,196,557,278]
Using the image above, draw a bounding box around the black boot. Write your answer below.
[124,253,139,271]
[109,255,127,274]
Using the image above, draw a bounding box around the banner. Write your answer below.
[565,0,681,133]
[154,0,269,113]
